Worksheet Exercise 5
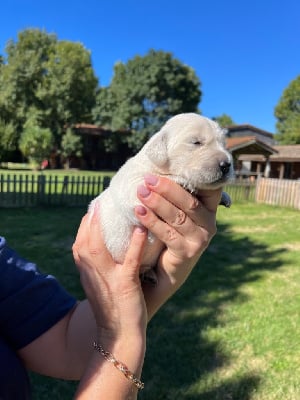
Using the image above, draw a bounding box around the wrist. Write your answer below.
[93,340,145,390]
[97,322,146,344]
[96,330,147,362]
[75,333,146,398]
[93,334,146,390]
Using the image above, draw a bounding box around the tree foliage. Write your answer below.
[275,75,300,144]
[0,31,204,165]
[19,116,53,168]
[61,128,83,168]
[0,119,18,158]
[93,49,201,151]
[212,114,235,128]
[0,28,98,160]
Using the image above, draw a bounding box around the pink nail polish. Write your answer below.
[137,185,151,198]
[135,225,147,233]
[144,174,158,186]
[135,205,147,216]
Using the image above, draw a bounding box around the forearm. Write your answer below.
[143,269,185,321]
[144,251,205,320]
[75,335,146,399]
[19,300,98,379]
[19,298,146,391]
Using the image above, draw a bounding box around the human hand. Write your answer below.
[135,174,222,319]
[72,205,148,344]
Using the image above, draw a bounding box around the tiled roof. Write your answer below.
[226,136,256,149]
[271,145,300,161]
[226,136,276,154]
[226,124,274,138]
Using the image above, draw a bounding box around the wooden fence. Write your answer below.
[0,174,299,210]
[0,174,111,207]
[255,177,300,210]
[224,181,256,203]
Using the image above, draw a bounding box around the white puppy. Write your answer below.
[89,113,233,280]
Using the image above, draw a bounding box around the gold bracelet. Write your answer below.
[93,341,144,390]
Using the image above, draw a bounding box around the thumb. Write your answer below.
[123,226,148,277]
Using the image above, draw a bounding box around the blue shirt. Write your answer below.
[0,236,77,399]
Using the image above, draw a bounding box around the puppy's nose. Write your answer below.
[219,160,231,176]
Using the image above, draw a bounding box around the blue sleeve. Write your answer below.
[0,236,77,350]
[0,337,31,400]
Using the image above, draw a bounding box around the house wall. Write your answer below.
[269,162,300,180]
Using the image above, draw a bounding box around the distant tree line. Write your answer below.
[0,28,299,169]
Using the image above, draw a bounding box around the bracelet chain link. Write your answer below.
[93,341,144,390]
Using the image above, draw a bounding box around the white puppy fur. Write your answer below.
[89,113,233,277]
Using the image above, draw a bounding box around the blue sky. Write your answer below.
[1,0,299,133]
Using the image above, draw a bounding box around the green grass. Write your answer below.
[1,203,300,399]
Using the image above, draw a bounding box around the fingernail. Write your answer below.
[135,225,147,233]
[137,185,151,198]
[144,173,158,186]
[135,205,147,216]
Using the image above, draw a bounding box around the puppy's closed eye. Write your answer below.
[191,138,203,146]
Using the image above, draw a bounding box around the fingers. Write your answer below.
[136,178,218,240]
[88,205,114,264]
[123,226,148,277]
[135,204,185,250]
[142,174,222,221]
[73,205,147,282]
[143,174,202,221]
[72,206,113,267]
[72,214,89,264]
[136,187,198,240]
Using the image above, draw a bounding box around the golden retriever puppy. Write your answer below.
[89,113,233,281]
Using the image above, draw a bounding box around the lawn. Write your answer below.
[1,203,300,399]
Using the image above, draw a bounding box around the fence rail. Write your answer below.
[224,181,256,203]
[0,174,111,207]
[255,177,300,210]
[0,174,299,210]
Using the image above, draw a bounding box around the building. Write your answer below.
[72,124,132,170]
[269,145,300,179]
[226,124,300,180]
[64,122,300,179]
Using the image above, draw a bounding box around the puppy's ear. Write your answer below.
[145,129,168,168]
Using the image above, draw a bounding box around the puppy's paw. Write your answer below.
[140,269,158,286]
[219,191,232,208]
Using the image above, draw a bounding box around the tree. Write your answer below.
[212,114,235,128]
[0,119,18,159]
[275,75,300,144]
[0,28,98,152]
[36,40,98,139]
[0,29,57,129]
[19,115,53,169]
[93,49,201,151]
[61,128,83,168]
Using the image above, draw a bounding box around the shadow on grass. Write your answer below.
[139,222,287,400]
[1,208,289,399]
